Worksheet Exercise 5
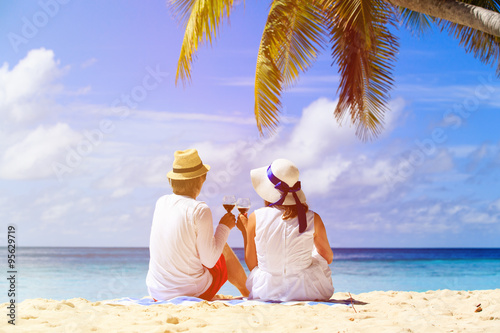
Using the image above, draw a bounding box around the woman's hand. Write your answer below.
[219,213,236,229]
[236,213,248,233]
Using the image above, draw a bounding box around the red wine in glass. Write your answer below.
[236,198,251,215]
[223,204,235,213]
[222,196,236,213]
[238,207,249,214]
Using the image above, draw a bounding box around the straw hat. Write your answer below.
[167,149,210,180]
[250,159,306,205]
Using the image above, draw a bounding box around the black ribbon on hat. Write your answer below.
[266,165,306,233]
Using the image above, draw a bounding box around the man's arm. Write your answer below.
[195,205,234,268]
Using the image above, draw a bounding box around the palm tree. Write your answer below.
[170,0,500,140]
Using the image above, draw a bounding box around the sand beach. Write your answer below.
[2,289,499,332]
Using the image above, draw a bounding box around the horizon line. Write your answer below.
[7,246,500,250]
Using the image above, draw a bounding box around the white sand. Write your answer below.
[2,289,499,332]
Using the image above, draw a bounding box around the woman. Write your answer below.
[237,159,334,301]
[146,149,249,301]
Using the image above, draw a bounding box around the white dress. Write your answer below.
[246,207,334,301]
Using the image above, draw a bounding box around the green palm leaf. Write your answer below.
[458,0,500,11]
[326,0,399,140]
[435,0,500,74]
[398,7,435,36]
[254,0,326,134]
[398,1,500,74]
[170,0,499,140]
[439,22,500,74]
[169,0,235,85]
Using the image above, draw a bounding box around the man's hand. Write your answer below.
[219,213,236,229]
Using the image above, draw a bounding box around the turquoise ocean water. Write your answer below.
[2,247,499,302]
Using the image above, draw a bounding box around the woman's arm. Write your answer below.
[236,213,248,251]
[243,212,258,271]
[313,213,333,264]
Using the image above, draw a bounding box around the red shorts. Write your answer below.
[198,254,228,300]
[153,254,228,302]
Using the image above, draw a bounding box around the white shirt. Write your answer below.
[146,194,230,300]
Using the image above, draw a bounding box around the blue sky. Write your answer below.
[1,0,499,248]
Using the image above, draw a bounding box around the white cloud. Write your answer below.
[461,211,499,224]
[111,187,134,198]
[41,203,73,222]
[0,123,81,180]
[81,57,98,68]
[64,85,92,96]
[420,149,455,174]
[395,221,455,233]
[130,109,257,125]
[396,82,500,107]
[449,145,478,158]
[471,143,489,160]
[273,97,404,168]
[384,98,406,134]
[428,204,442,215]
[353,159,395,187]
[275,98,357,168]
[97,154,171,195]
[0,48,66,124]
[255,97,406,200]
[301,156,352,195]
[489,199,500,212]
[447,205,467,215]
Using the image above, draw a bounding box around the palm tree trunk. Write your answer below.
[385,0,500,37]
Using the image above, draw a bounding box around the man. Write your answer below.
[146,148,249,300]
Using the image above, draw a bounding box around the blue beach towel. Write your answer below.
[107,296,352,307]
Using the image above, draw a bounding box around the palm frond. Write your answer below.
[396,0,500,37]
[459,0,500,11]
[169,0,235,85]
[436,0,500,74]
[254,0,326,134]
[398,8,435,36]
[326,0,399,141]
[437,19,500,75]
[168,0,197,24]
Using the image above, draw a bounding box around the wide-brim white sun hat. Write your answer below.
[250,159,306,205]
[167,148,210,180]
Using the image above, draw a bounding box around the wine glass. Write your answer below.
[236,198,251,215]
[222,195,236,213]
